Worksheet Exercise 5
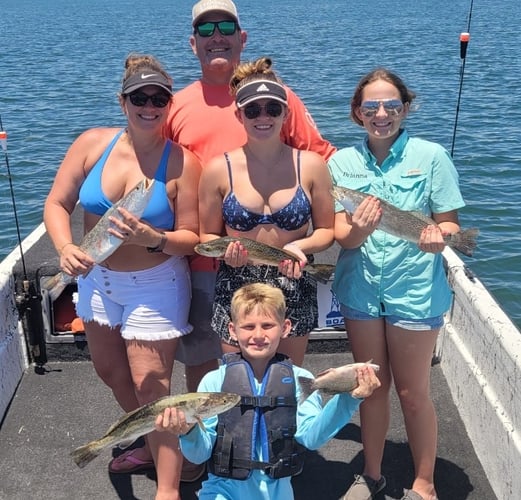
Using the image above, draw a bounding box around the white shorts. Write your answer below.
[75,256,193,341]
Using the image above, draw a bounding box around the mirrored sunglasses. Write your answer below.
[360,99,404,117]
[126,91,171,108]
[243,101,284,120]
[194,20,238,37]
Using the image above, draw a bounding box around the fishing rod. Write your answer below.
[0,115,28,279]
[1,115,47,368]
[450,0,474,157]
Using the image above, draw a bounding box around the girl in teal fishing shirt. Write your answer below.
[328,68,466,500]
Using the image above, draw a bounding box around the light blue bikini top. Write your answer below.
[79,129,175,229]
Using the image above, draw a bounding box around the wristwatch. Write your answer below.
[146,232,167,253]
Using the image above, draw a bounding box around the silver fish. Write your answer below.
[71,392,241,468]
[195,236,335,284]
[331,185,479,257]
[298,361,380,402]
[43,178,155,301]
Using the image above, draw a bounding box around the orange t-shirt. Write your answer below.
[165,80,336,270]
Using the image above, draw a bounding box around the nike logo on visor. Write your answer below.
[141,73,157,79]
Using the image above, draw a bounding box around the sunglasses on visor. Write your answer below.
[194,20,238,37]
[359,99,404,117]
[126,91,171,108]
[243,101,284,120]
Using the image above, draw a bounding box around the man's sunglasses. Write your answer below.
[243,101,284,120]
[126,91,171,108]
[359,99,404,117]
[194,20,238,37]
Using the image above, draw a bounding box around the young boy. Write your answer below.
[156,283,380,500]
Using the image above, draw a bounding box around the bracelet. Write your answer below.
[147,232,167,253]
[59,242,74,254]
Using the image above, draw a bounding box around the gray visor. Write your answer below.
[236,80,287,108]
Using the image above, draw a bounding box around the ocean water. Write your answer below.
[0,0,520,329]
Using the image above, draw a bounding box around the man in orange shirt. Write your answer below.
[165,2,336,470]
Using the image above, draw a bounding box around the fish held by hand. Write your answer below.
[298,361,380,402]
[331,185,479,257]
[70,392,240,468]
[195,236,335,284]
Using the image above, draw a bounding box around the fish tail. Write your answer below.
[297,376,315,403]
[447,228,479,257]
[305,264,335,284]
[41,272,73,302]
[70,441,104,468]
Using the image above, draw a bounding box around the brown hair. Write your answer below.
[229,56,282,96]
[350,68,416,126]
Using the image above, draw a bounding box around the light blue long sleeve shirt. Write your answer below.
[179,363,362,500]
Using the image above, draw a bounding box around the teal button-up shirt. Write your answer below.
[328,130,465,319]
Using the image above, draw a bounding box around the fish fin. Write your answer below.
[70,441,103,468]
[305,264,335,284]
[117,438,136,450]
[195,416,206,432]
[315,368,335,378]
[447,228,479,257]
[297,376,315,404]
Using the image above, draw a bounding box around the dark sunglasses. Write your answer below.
[126,91,171,108]
[360,99,404,117]
[194,20,238,37]
[243,101,284,120]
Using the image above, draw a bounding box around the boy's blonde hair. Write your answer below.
[230,283,286,324]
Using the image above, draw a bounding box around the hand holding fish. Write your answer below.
[418,225,446,254]
[350,195,382,237]
[279,242,308,279]
[108,207,161,248]
[349,365,381,399]
[220,238,306,280]
[298,361,381,403]
[222,239,249,267]
[59,243,95,277]
[155,407,196,436]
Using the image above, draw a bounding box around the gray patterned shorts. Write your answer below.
[211,262,318,346]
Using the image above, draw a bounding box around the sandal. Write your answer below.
[108,448,155,474]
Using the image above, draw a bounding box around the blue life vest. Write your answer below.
[208,353,306,480]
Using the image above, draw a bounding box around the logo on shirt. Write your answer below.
[342,172,368,178]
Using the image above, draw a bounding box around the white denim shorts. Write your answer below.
[75,256,193,341]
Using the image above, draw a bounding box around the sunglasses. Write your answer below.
[360,99,404,117]
[243,101,284,120]
[126,91,171,108]
[194,20,238,37]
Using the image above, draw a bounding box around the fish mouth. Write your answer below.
[144,178,155,190]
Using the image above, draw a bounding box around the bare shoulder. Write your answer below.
[75,127,122,146]
[170,141,201,171]
[202,148,234,177]
[298,149,327,173]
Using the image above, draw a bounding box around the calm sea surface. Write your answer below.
[1,0,520,329]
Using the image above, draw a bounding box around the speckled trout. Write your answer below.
[331,185,479,257]
[42,178,155,301]
[71,392,241,468]
[195,236,335,284]
[298,361,380,402]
